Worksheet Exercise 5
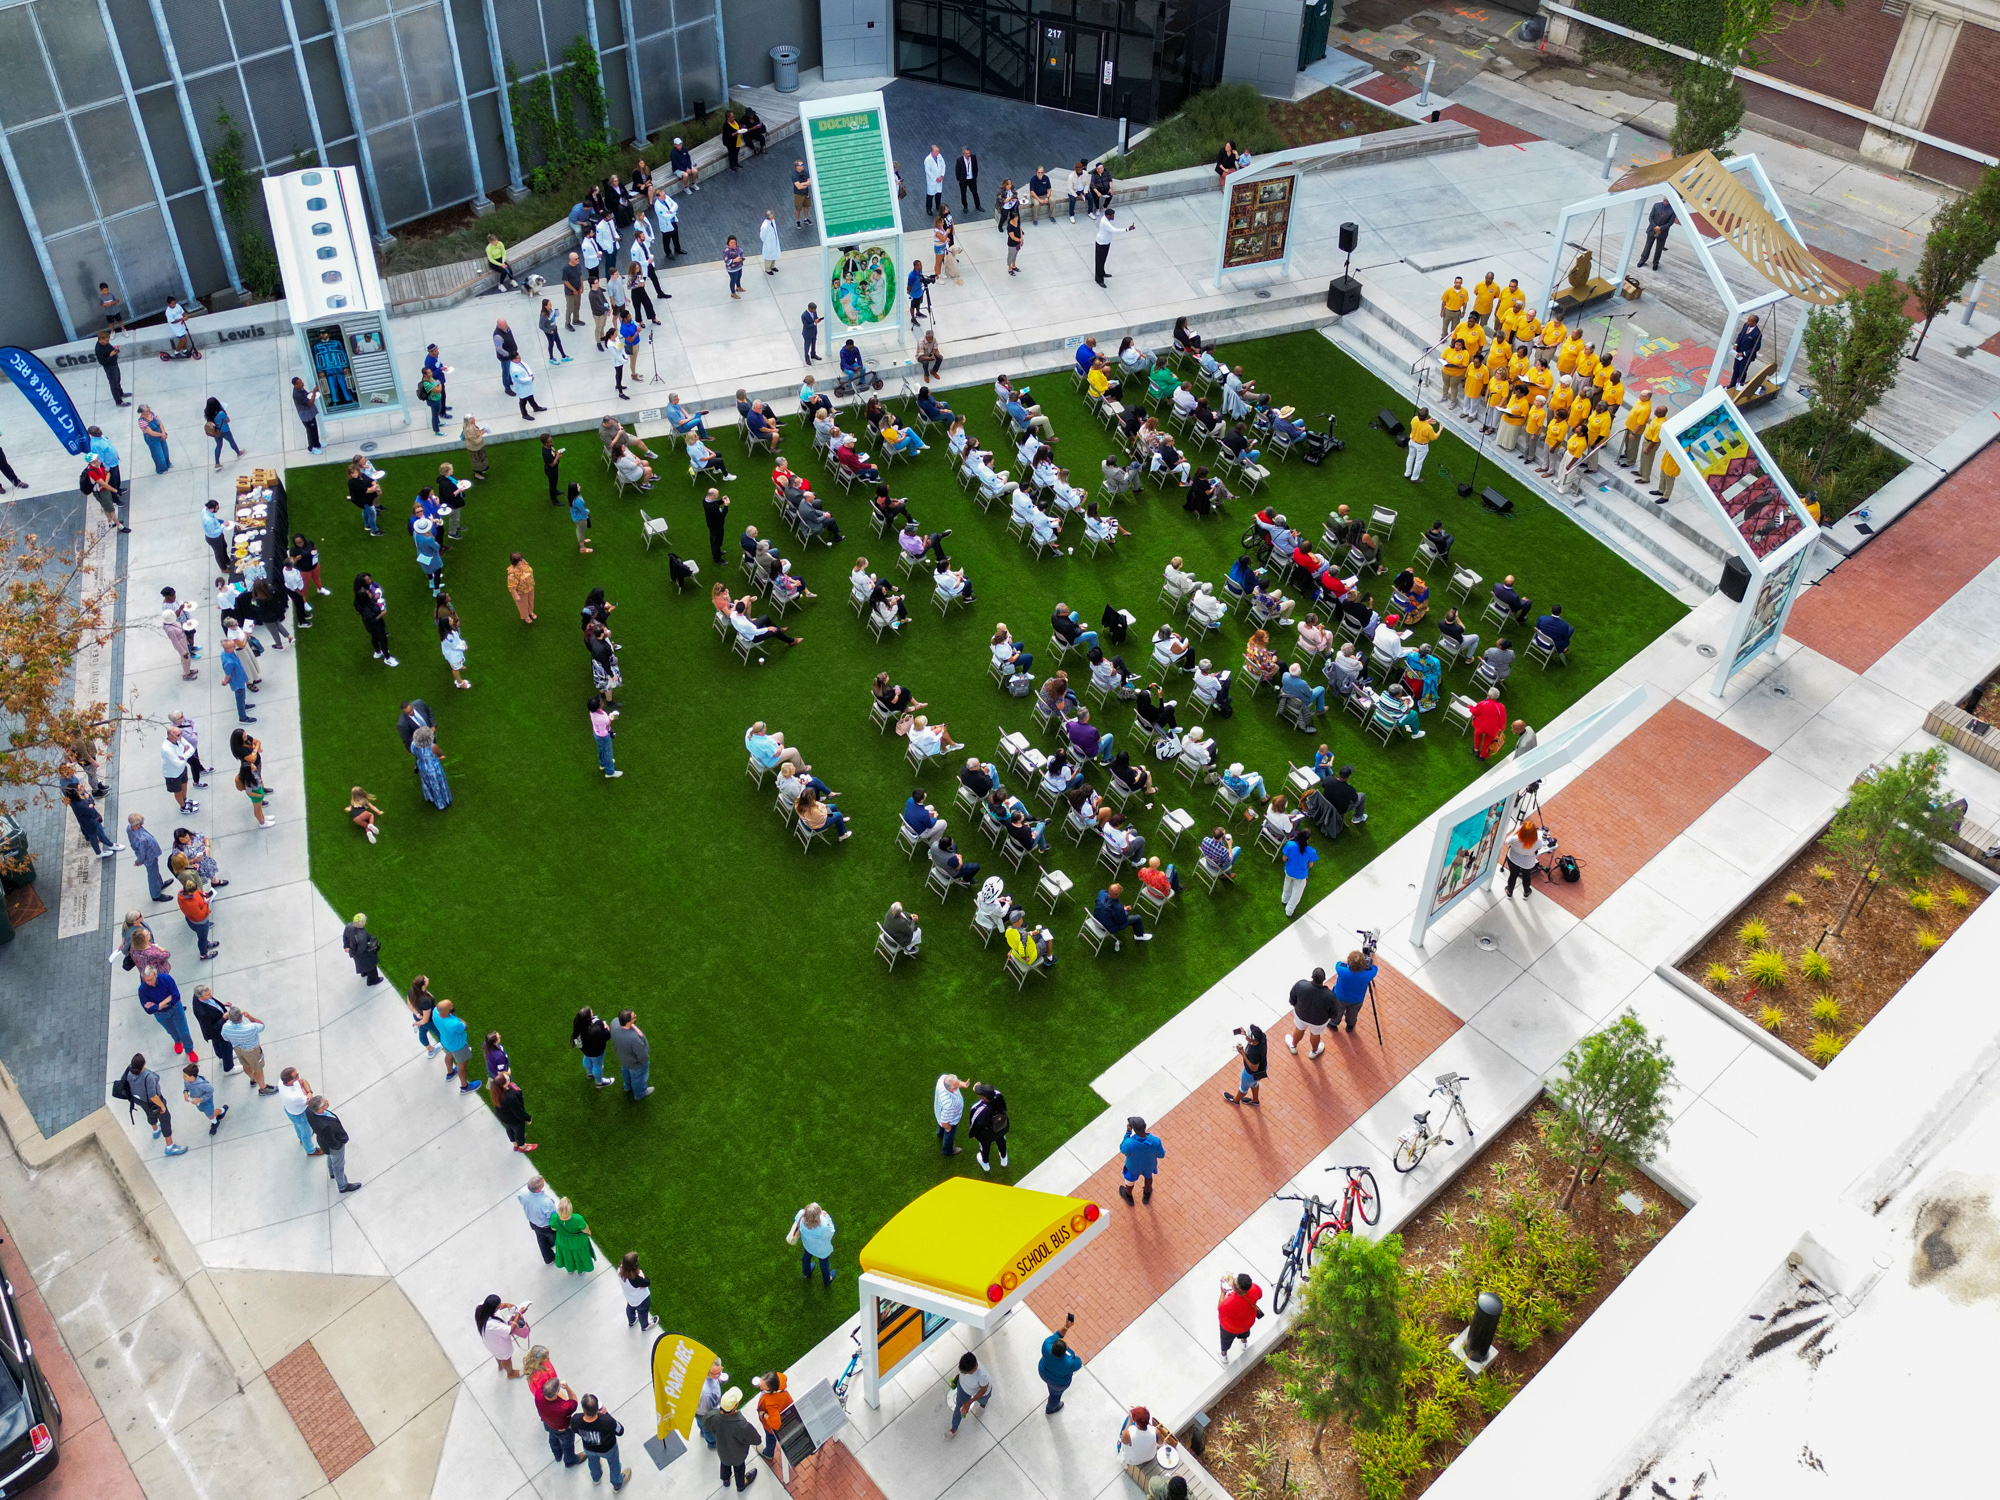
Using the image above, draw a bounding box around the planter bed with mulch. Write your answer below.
[1676,832,1986,1066]
[1198,1102,1685,1500]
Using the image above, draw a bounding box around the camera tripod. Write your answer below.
[1351,930,1385,1047]
[1511,780,1562,885]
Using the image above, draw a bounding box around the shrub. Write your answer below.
[1811,864,1836,882]
[1758,1004,1784,1031]
[1908,890,1935,913]
[1704,962,1732,989]
[1784,891,1806,908]
[1809,1031,1846,1064]
[1799,949,1834,986]
[1738,917,1770,950]
[1111,83,1282,176]
[1948,885,1972,908]
[1744,949,1789,987]
[1809,996,1842,1026]
[1915,928,1942,953]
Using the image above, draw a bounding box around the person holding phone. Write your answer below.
[1223,1024,1267,1107]
[1038,1314,1081,1413]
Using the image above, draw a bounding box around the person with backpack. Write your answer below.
[966,1082,1009,1171]
[116,1054,185,1156]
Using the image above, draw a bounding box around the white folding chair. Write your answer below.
[640,509,669,550]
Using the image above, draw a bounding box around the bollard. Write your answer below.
[1464,1291,1503,1363]
[1419,58,1435,107]
[1118,116,1129,155]
[1963,278,1983,325]
[1601,131,1618,180]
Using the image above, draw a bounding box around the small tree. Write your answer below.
[1273,1231,1409,1452]
[1,528,136,872]
[1544,1012,1675,1212]
[208,107,282,301]
[1670,61,1746,157]
[1906,188,2000,358]
[1800,270,1911,479]
[1821,747,1957,937]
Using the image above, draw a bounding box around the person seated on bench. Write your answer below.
[1534,605,1573,655]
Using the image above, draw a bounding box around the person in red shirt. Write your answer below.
[1218,1272,1263,1358]
[754,1370,794,1477]
[1469,688,1507,760]
[176,875,218,960]
[1136,856,1179,902]
[527,1349,583,1468]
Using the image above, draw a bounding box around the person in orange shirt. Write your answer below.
[1636,403,1669,483]
[1525,360,1555,393]
[1441,338,1470,410]
[1484,365,1510,435]
[177,875,217,959]
[1539,410,1570,477]
[754,1370,795,1473]
[1653,446,1680,504]
[1406,405,1439,480]
[1439,277,1469,340]
[1462,358,1488,419]
[1498,386,1530,452]
[1617,391,1650,466]
[1454,317,1486,360]
[1600,371,1625,410]
[1548,377,1574,421]
[1585,403,1614,471]
[1540,317,1567,351]
[1516,310,1541,351]
[1522,394,1549,468]
[1560,426,1590,493]
[1470,271,1501,327]
[1556,334,1586,376]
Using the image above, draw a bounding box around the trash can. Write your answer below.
[770,45,800,93]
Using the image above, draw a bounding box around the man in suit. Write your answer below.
[1730,314,1763,388]
[397,700,435,756]
[307,1095,360,1192]
[955,148,981,213]
[1639,197,1674,269]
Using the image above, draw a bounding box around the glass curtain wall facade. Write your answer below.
[892,0,1227,123]
[0,0,725,346]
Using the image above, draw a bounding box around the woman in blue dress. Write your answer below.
[411,725,453,809]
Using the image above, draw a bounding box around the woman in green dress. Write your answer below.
[552,1198,594,1274]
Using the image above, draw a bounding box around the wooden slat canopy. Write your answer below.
[1613,151,1847,304]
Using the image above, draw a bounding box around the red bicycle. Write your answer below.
[1272,1164,1381,1311]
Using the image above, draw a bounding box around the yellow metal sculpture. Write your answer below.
[1613,151,1847,305]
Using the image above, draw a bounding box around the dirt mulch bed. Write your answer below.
[1970,677,2000,725]
[1675,839,1986,1065]
[1269,92,1413,147]
[1200,1104,1684,1500]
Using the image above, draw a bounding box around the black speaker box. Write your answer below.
[1481,488,1514,516]
[1327,276,1362,315]
[1719,556,1752,601]
[1338,221,1359,253]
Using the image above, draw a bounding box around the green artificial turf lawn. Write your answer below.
[289,329,1683,1374]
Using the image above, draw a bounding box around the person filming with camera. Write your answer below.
[1332,945,1378,1035]
[1503,819,1546,899]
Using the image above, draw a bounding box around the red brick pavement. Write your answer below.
[1025,965,1459,1361]
[1536,699,1768,920]
[1352,74,1418,105]
[1784,441,2000,674]
[267,1341,374,1482]
[1438,105,1540,148]
[783,1439,885,1500]
[0,1225,143,1500]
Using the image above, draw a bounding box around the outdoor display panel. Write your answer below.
[1210,142,1353,286]
[1410,686,1648,946]
[1657,388,1821,696]
[799,92,909,352]
[263,167,406,423]
[855,1179,1106,1409]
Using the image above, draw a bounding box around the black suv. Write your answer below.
[0,1273,58,1493]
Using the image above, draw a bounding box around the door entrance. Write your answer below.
[1036,21,1111,116]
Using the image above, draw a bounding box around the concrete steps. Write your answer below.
[1328,288,1724,601]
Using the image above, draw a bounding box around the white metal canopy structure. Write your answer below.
[1538,151,1846,398]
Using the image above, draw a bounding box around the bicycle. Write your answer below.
[1393,1072,1475,1174]
[1271,1164,1381,1312]
[832,1327,862,1409]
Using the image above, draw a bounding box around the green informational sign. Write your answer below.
[806,106,899,242]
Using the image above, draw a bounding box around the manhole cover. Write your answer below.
[1390,47,1426,64]
[1696,643,1718,658]
[1476,933,1497,951]
[1770,683,1792,698]
[360,441,379,451]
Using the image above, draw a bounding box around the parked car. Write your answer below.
[0,1271,58,1493]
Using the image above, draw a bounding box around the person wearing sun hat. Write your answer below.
[711,1387,762,1491]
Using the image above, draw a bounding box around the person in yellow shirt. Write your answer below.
[1556,335,1586,376]
[1636,403,1669,483]
[1087,362,1113,401]
[1548,378,1574,421]
[1652,446,1679,504]
[1540,317,1567,351]
[1441,338,1471,410]
[1516,311,1541,350]
[1522,394,1549,468]
[1462,359,1488,419]
[1539,411,1569,477]
[1600,372,1624,411]
[1502,279,1525,318]
[1498,386,1531,452]
[1569,391,1593,431]
[1485,337,1509,370]
[1484,366,1511,435]
[1439,277,1469,341]
[1508,347,1532,382]
[1455,318,1485,359]
[1525,361,1555,393]
[1574,344,1599,384]
[1617,392,1650,466]
[1585,403,1613,470]
[1471,271,1501,327]
[1405,406,1439,482]
[1561,427,1590,493]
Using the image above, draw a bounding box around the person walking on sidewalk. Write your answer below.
[967,1081,1009,1171]
[611,1010,652,1098]
[517,1176,559,1264]
[278,1067,317,1154]
[342,912,384,986]
[60,767,120,856]
[119,1055,185,1156]
[1093,208,1135,287]
[308,1096,361,1191]
[290,377,323,453]
[1217,1273,1263,1359]
[183,1060,227,1135]
[934,1072,967,1155]
[138,966,197,1059]
[435,999,479,1092]
[948,1350,992,1435]
[221,1007,277,1094]
[1038,1314,1080,1413]
[572,1393,629,1490]
[1222,1024,1267,1107]
[1119,1116,1164,1204]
